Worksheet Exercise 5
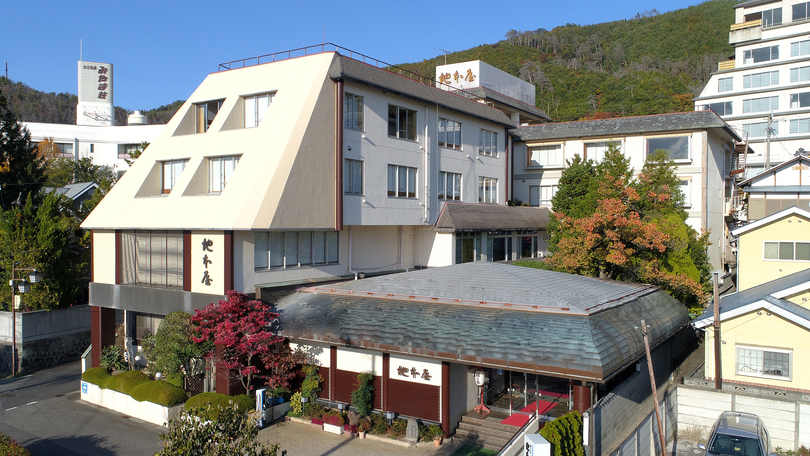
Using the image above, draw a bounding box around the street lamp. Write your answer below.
[10,267,43,375]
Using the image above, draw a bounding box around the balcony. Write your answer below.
[730,19,762,44]
[718,60,736,71]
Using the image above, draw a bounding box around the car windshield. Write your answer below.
[709,433,762,456]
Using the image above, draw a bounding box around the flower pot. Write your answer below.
[358,431,366,439]
[434,437,442,446]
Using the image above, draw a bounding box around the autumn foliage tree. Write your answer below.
[191,291,284,393]
[547,145,709,309]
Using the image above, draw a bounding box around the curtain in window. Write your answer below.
[254,232,269,268]
[269,232,284,267]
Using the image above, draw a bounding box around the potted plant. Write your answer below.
[323,411,345,435]
[358,420,371,439]
[430,425,443,446]
[310,417,323,429]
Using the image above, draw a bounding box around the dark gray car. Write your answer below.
[697,411,775,456]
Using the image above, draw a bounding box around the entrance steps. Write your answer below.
[453,412,520,452]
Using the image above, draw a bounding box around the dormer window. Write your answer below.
[209,156,240,193]
[195,100,224,133]
[162,160,188,193]
[244,93,273,128]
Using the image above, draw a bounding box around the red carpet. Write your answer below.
[499,400,558,427]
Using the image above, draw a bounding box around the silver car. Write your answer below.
[697,411,775,456]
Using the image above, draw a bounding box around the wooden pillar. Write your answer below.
[330,346,338,400]
[382,353,390,412]
[214,344,244,395]
[224,231,234,292]
[572,381,592,413]
[90,306,115,368]
[442,362,450,438]
[183,231,191,292]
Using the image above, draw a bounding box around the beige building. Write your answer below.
[737,152,810,222]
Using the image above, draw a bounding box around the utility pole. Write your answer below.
[439,49,450,65]
[765,113,773,170]
[642,320,668,456]
[713,272,722,390]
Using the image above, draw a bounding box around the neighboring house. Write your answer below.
[80,46,551,370]
[276,261,691,436]
[737,151,810,221]
[510,111,743,272]
[694,267,810,392]
[44,182,98,212]
[731,206,810,291]
[695,0,810,177]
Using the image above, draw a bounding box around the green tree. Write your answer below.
[159,403,279,456]
[141,311,212,378]
[124,141,149,166]
[0,92,44,211]
[549,153,597,258]
[0,192,84,310]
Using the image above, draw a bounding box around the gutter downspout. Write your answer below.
[336,80,344,231]
[424,106,429,224]
[505,127,511,202]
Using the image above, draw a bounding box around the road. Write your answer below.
[0,362,163,456]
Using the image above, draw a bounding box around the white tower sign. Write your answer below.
[77,61,114,126]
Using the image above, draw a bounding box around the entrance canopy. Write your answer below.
[275,263,689,383]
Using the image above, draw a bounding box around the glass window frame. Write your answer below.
[478,176,498,204]
[438,118,462,150]
[387,164,417,198]
[195,99,224,133]
[162,159,188,194]
[208,155,240,193]
[646,136,691,161]
[387,104,417,141]
[243,92,274,128]
[438,171,462,201]
[344,93,364,131]
[254,231,339,269]
[763,241,810,261]
[478,129,499,157]
[736,345,792,380]
[344,158,364,195]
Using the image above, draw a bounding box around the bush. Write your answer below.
[164,373,184,389]
[100,345,126,372]
[350,371,375,416]
[390,418,408,438]
[304,402,325,419]
[323,411,344,427]
[106,370,151,395]
[301,365,322,402]
[184,393,254,421]
[538,411,584,456]
[371,413,388,435]
[289,392,303,417]
[0,433,31,456]
[130,381,187,407]
[81,367,112,388]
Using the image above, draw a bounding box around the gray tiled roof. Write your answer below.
[462,87,552,121]
[329,56,514,128]
[513,111,742,142]
[696,268,810,325]
[743,186,810,193]
[434,203,550,233]
[275,263,688,382]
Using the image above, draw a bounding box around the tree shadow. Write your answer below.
[24,434,120,456]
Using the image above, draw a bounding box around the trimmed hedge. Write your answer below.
[184,393,254,421]
[0,433,31,456]
[130,381,187,407]
[81,367,112,388]
[165,373,184,389]
[106,370,151,396]
[538,411,584,456]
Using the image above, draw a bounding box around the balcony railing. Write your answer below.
[731,19,762,31]
[718,61,736,71]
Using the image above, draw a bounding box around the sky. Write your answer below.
[4,0,709,113]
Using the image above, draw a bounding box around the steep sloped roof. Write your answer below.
[275,262,689,382]
[434,203,550,232]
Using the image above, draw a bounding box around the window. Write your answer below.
[762,7,782,27]
[439,118,462,150]
[209,156,240,193]
[344,93,364,130]
[584,141,620,163]
[764,241,810,260]
[119,231,184,288]
[792,39,810,57]
[790,66,810,83]
[529,185,557,206]
[455,232,481,264]
[647,136,690,161]
[795,1,810,21]
[791,92,810,108]
[744,46,779,64]
[254,231,339,268]
[54,143,73,158]
[195,100,224,133]
[790,118,810,134]
[718,77,733,92]
[680,179,691,207]
[438,171,461,201]
[701,102,733,116]
[162,160,188,193]
[244,93,273,128]
[387,164,417,198]
[743,71,779,89]
[344,159,363,195]
[478,176,498,203]
[388,105,417,140]
[743,121,778,138]
[119,143,140,160]
[479,129,498,157]
[743,96,779,113]
[527,144,562,167]
[737,346,791,379]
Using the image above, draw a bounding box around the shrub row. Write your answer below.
[184,393,254,421]
[80,368,187,407]
[0,433,31,456]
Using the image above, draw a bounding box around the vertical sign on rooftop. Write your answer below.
[77,61,115,126]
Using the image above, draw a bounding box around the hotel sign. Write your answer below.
[390,355,441,386]
[438,69,476,85]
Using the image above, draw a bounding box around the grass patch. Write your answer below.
[449,445,498,456]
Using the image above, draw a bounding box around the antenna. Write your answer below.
[323,27,325,45]
[439,49,450,65]
[80,39,83,61]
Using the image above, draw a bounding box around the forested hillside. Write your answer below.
[2,0,737,124]
[399,0,737,121]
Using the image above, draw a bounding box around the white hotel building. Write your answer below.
[695,0,810,176]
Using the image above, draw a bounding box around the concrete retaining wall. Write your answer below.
[80,380,184,426]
